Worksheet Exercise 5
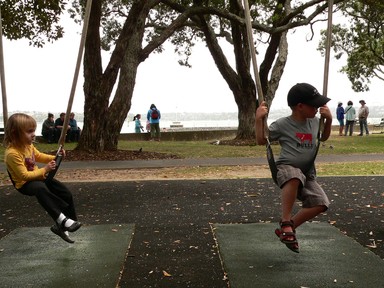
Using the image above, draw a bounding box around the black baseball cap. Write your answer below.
[287,83,331,108]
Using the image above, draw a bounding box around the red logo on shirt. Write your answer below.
[295,132,312,143]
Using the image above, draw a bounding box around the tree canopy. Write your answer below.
[323,0,384,92]
[1,0,66,47]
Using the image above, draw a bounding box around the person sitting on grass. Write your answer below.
[54,112,71,143]
[41,113,56,143]
[255,83,332,253]
[4,113,82,243]
[69,112,81,142]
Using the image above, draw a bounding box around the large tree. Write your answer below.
[164,0,346,139]
[79,0,346,145]
[2,0,347,149]
[73,0,200,151]
[321,0,384,92]
[1,0,196,151]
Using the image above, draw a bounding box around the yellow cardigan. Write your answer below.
[5,144,55,189]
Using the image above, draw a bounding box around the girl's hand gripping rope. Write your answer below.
[45,160,57,174]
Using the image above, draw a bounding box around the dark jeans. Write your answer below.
[69,128,81,142]
[18,179,78,222]
[42,129,56,143]
[359,118,369,135]
[150,123,160,140]
[345,120,355,136]
[54,128,70,143]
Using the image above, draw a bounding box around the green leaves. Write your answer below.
[326,0,384,92]
[1,0,66,47]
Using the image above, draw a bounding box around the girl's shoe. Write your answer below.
[60,217,82,232]
[51,224,75,243]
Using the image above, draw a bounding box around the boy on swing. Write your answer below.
[255,83,332,253]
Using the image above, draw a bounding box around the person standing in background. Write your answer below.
[336,102,345,136]
[358,100,369,136]
[147,104,161,141]
[133,114,144,133]
[344,100,356,136]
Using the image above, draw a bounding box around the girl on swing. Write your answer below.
[256,83,332,253]
[4,113,82,243]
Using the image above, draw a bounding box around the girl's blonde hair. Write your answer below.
[3,113,37,149]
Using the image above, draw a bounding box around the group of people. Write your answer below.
[41,112,81,143]
[336,100,370,136]
[133,103,161,141]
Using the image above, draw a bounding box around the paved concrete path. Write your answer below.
[52,153,384,170]
[0,154,383,171]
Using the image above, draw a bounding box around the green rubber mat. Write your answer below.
[0,224,134,287]
[213,222,384,288]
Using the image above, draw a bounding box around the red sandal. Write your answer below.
[275,220,299,253]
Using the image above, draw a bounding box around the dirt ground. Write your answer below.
[53,165,272,183]
[60,148,272,182]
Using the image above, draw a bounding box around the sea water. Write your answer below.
[33,118,382,135]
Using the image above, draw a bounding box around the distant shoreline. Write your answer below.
[18,118,384,136]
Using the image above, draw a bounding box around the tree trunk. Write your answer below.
[103,30,143,149]
[235,90,257,139]
[77,0,104,152]
[75,0,194,152]
[195,0,258,140]
[197,0,289,140]
[77,1,156,152]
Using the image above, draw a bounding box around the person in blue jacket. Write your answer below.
[147,104,161,141]
[336,102,345,136]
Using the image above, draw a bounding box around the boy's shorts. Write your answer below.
[276,164,330,209]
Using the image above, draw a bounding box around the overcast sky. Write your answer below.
[1,14,382,116]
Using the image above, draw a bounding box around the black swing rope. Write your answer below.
[58,0,93,147]
[315,0,334,159]
[242,0,334,183]
[0,7,8,126]
[51,0,93,178]
[242,0,278,183]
